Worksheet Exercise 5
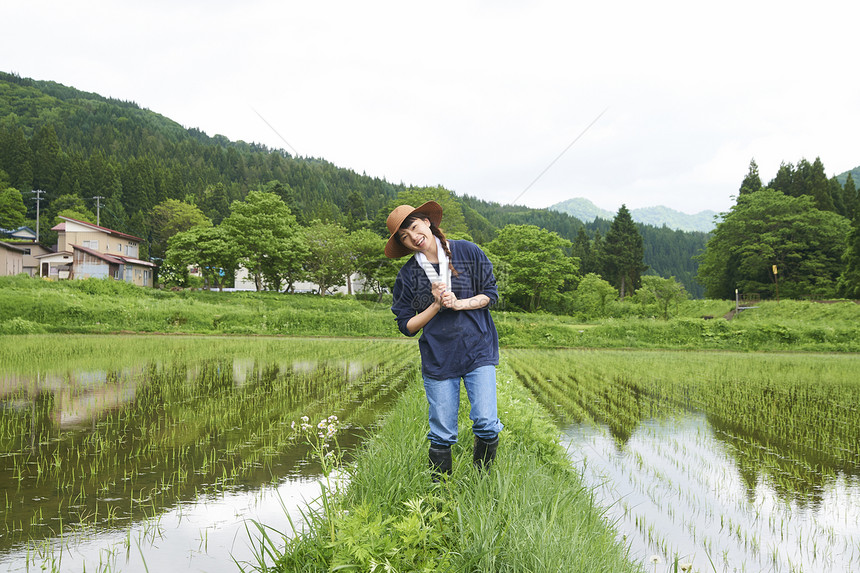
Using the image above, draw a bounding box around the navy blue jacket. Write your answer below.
[391,239,500,379]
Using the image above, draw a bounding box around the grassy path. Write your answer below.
[249,359,644,572]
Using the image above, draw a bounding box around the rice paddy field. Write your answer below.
[0,335,417,572]
[507,348,860,572]
[1,334,858,572]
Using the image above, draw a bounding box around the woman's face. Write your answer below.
[397,217,434,254]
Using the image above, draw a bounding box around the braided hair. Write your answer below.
[400,212,459,277]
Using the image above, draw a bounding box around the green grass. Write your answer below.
[248,360,644,572]
[2,275,858,352]
[0,275,394,336]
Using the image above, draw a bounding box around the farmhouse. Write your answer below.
[44,216,157,287]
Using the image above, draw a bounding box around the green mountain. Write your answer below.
[549,198,615,222]
[550,197,719,233]
[0,71,710,297]
[0,71,404,238]
[836,166,860,186]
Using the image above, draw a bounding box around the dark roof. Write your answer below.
[72,244,157,268]
[72,244,125,264]
[0,241,28,254]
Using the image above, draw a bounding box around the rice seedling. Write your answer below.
[507,347,860,573]
[0,335,418,571]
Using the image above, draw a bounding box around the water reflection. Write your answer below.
[563,414,860,573]
[0,343,415,571]
[1,476,328,573]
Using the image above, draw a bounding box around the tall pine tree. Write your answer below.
[603,205,647,299]
[738,158,762,196]
[843,174,858,221]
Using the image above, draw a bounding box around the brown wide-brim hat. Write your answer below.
[384,201,443,258]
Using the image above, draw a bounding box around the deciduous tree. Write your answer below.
[303,220,353,295]
[573,273,617,318]
[222,190,305,292]
[697,189,850,299]
[635,275,689,320]
[838,210,860,299]
[0,186,27,229]
[346,228,385,295]
[165,225,238,290]
[486,224,578,312]
[149,199,212,260]
[50,194,96,225]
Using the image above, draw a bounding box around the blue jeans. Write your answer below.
[423,365,503,447]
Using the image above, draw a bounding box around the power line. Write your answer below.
[510,107,608,206]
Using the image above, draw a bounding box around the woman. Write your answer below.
[385,201,503,480]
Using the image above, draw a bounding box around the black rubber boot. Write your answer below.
[473,435,499,471]
[429,444,452,482]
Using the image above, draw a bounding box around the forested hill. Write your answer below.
[0,71,404,234]
[0,71,707,297]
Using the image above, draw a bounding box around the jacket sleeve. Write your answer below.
[472,242,499,305]
[391,264,419,337]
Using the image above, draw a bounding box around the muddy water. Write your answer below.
[0,338,414,572]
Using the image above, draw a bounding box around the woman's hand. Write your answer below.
[432,281,459,309]
[431,281,448,307]
[434,283,490,311]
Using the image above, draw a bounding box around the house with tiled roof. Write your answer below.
[44,216,157,287]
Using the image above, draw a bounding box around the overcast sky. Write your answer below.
[4,1,858,215]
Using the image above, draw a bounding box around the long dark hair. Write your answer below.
[399,212,459,277]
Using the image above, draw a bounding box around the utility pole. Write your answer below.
[31,189,45,243]
[93,196,105,226]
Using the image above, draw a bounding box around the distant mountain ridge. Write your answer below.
[549,197,718,233]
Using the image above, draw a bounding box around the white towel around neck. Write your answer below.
[415,237,451,290]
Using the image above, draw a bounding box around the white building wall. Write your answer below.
[230,266,365,294]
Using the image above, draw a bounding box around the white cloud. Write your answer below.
[3,0,859,215]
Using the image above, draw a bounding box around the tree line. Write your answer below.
[697,158,860,299]
[158,185,688,322]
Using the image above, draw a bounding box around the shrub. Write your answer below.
[0,317,47,334]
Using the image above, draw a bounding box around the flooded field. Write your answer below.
[0,335,417,572]
[508,348,860,573]
[5,336,858,573]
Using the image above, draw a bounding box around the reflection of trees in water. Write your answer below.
[509,348,858,510]
[606,370,859,509]
[707,413,855,509]
[0,348,416,552]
